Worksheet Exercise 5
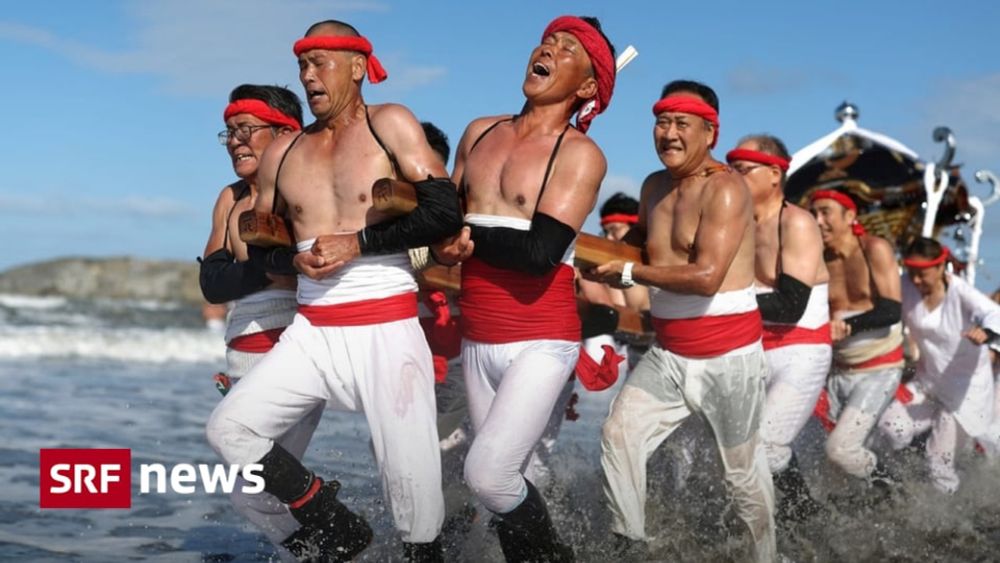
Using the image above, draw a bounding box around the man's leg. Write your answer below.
[462,340,579,561]
[825,367,901,479]
[878,385,934,451]
[698,348,775,563]
[352,319,445,550]
[601,347,691,541]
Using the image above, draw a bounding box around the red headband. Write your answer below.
[810,189,857,212]
[292,36,387,84]
[811,190,867,235]
[542,16,616,134]
[903,247,950,269]
[223,99,301,131]
[652,95,720,148]
[726,148,789,171]
[600,213,638,226]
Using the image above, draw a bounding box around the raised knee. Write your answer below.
[601,409,631,453]
[205,403,243,460]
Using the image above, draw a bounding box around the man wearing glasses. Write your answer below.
[206,20,461,562]
[587,80,775,562]
[727,135,830,523]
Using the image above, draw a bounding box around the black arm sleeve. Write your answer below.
[756,273,812,324]
[845,298,902,334]
[357,177,463,255]
[198,248,271,304]
[468,212,577,276]
[246,244,298,277]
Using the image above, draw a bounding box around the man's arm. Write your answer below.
[198,184,271,303]
[245,135,298,276]
[354,104,462,254]
[757,207,824,323]
[631,175,751,296]
[844,236,902,334]
[467,138,606,275]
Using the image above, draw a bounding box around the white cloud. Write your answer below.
[0,193,197,220]
[0,0,446,97]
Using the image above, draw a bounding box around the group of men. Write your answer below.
[197,14,1000,563]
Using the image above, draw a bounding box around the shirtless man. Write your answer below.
[206,20,462,562]
[590,80,775,562]
[199,84,326,559]
[809,190,902,491]
[434,15,616,562]
[727,135,830,522]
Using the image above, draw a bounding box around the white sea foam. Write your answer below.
[0,293,68,309]
[0,325,225,364]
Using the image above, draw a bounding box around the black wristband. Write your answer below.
[469,212,577,276]
[198,248,271,304]
[358,177,463,255]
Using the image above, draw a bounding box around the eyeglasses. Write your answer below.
[732,164,766,175]
[217,124,274,145]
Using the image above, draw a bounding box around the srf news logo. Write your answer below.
[39,449,263,509]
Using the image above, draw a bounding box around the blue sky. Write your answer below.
[1,1,999,287]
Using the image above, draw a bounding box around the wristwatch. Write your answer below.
[620,262,636,288]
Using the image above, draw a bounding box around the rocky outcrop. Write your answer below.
[0,257,202,304]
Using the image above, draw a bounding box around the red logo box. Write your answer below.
[39,449,132,509]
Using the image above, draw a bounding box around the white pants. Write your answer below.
[761,344,831,472]
[825,366,901,478]
[601,344,776,563]
[207,314,444,543]
[224,349,323,551]
[462,338,579,514]
[879,385,966,493]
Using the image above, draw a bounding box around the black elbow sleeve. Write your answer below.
[198,248,271,304]
[246,244,298,277]
[756,273,812,324]
[845,298,902,334]
[357,177,463,255]
[469,212,577,276]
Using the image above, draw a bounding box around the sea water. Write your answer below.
[1,294,998,561]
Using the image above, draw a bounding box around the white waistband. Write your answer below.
[295,239,417,306]
[650,285,758,319]
[465,213,575,265]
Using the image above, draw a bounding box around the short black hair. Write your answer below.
[579,16,617,67]
[737,133,791,185]
[305,20,360,37]
[659,79,719,113]
[600,192,639,218]
[904,236,944,261]
[421,122,450,166]
[228,84,303,128]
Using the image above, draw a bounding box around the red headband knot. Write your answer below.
[652,95,720,148]
[223,99,301,131]
[726,148,789,171]
[292,36,388,84]
[600,213,638,226]
[542,16,616,134]
[903,246,950,269]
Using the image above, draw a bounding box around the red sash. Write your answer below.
[651,309,763,358]
[228,327,285,353]
[762,323,832,351]
[460,258,580,344]
[298,292,418,327]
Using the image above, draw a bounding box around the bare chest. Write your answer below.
[827,251,873,310]
[646,186,702,265]
[463,129,559,216]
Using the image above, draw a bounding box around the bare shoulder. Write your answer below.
[559,132,606,175]
[368,102,420,130]
[703,169,749,206]
[462,114,515,142]
[260,131,298,167]
[641,170,669,192]
[214,183,238,206]
[782,203,821,234]
[862,234,895,258]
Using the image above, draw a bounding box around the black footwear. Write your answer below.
[404,537,444,563]
[774,454,826,524]
[495,480,574,563]
[283,480,373,562]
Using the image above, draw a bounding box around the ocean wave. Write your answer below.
[0,293,68,309]
[0,325,226,364]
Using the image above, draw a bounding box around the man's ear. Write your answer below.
[576,76,598,103]
[351,54,366,82]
